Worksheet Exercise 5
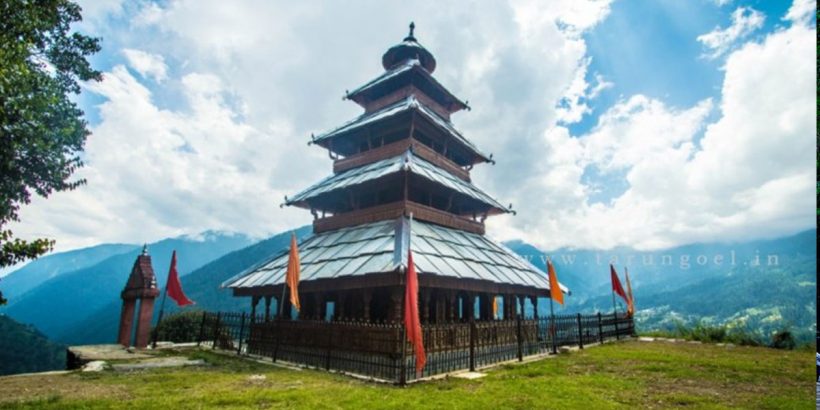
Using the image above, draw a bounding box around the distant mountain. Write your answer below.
[0,315,65,376]
[1,243,137,303]
[506,230,816,342]
[61,226,312,345]
[2,232,254,342]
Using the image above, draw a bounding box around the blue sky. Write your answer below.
[10,0,816,253]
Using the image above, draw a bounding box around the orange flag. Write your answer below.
[491,296,498,319]
[625,267,635,317]
[404,248,426,374]
[286,233,301,311]
[547,259,564,305]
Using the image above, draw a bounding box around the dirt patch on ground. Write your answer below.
[0,373,131,405]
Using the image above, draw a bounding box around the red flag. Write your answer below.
[404,249,426,375]
[610,264,628,303]
[166,251,194,306]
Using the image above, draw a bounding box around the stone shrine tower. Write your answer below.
[117,245,160,348]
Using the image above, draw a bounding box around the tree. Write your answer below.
[0,0,101,304]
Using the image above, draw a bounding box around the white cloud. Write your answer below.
[697,7,765,59]
[491,5,815,250]
[11,0,614,251]
[784,0,815,26]
[121,49,168,82]
[11,0,812,255]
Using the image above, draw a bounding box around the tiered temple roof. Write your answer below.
[226,23,566,322]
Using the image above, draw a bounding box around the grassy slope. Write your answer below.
[0,341,812,409]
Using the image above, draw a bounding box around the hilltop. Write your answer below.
[0,340,812,409]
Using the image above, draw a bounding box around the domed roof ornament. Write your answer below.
[382,22,437,73]
[405,22,416,41]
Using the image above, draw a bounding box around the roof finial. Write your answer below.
[405,21,416,41]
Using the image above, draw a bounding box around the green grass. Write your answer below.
[0,341,813,409]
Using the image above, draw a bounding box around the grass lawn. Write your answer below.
[0,340,813,409]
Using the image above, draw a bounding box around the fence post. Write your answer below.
[399,325,407,385]
[272,319,280,362]
[576,313,584,349]
[614,312,620,341]
[469,320,476,372]
[196,311,208,347]
[326,323,334,372]
[516,314,523,362]
[236,312,246,355]
[211,312,222,349]
[550,316,557,354]
[597,312,603,344]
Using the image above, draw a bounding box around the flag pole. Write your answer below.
[279,231,292,319]
[548,257,557,354]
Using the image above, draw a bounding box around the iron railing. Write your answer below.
[188,311,635,384]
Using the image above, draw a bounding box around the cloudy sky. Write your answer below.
[11,0,816,253]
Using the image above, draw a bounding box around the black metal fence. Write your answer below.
[188,311,634,384]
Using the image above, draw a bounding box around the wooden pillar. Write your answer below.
[363,289,373,322]
[250,296,260,321]
[390,287,403,323]
[518,295,525,318]
[313,293,323,321]
[421,288,431,323]
[337,291,347,321]
[264,295,272,322]
[448,291,457,322]
[477,293,488,321]
[530,295,539,319]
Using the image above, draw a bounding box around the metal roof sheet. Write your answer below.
[287,150,509,212]
[345,59,469,111]
[223,217,568,294]
[312,95,488,160]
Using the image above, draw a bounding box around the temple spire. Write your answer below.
[382,21,436,72]
[405,22,416,41]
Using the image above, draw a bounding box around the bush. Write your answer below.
[151,310,204,343]
[770,328,796,350]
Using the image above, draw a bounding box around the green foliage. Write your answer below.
[151,311,204,344]
[0,315,65,376]
[0,0,101,290]
[642,321,807,350]
[770,328,796,350]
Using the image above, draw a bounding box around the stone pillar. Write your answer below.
[134,297,156,348]
[117,246,159,348]
[117,299,136,346]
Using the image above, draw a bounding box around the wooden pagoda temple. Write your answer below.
[224,23,568,324]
